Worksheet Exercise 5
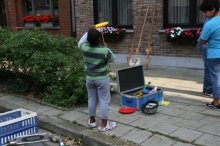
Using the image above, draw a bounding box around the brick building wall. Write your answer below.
[4,0,71,36]
[75,0,94,38]
[5,0,17,30]
[75,0,201,59]
[57,0,71,36]
[3,0,201,60]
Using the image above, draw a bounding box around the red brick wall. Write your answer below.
[5,0,71,36]
[5,0,17,31]
[57,0,71,36]
[75,0,201,58]
[17,0,25,27]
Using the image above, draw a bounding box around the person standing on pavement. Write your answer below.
[197,18,212,97]
[78,26,117,131]
[200,0,220,110]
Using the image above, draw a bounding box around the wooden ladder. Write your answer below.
[133,6,149,66]
[145,5,157,70]
[126,6,143,67]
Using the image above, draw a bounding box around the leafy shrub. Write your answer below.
[0,27,11,45]
[0,28,87,107]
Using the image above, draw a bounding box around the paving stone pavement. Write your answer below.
[1,63,220,146]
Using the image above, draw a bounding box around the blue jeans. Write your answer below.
[197,44,212,92]
[207,58,220,98]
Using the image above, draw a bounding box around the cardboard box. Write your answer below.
[0,108,38,145]
[116,65,163,110]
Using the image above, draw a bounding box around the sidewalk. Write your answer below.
[1,63,220,146]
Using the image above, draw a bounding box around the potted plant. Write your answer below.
[36,14,55,27]
[165,27,201,43]
[22,15,37,28]
[96,27,126,42]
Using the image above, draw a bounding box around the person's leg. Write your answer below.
[95,78,111,128]
[206,58,220,109]
[198,44,212,93]
[86,80,98,125]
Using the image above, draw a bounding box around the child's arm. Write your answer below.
[78,25,95,49]
[78,32,88,49]
[200,38,207,44]
[200,22,212,44]
[107,48,116,62]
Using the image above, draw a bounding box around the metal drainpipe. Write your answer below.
[69,0,76,38]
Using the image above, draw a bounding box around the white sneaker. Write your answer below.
[98,122,116,132]
[88,119,97,128]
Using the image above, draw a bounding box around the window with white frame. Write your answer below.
[163,0,207,28]
[24,0,59,25]
[93,0,133,29]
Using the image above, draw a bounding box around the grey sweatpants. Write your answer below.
[86,78,111,119]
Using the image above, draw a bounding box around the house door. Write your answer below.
[0,0,7,27]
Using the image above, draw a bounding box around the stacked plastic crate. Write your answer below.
[0,108,38,145]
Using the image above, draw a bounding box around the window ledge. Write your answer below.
[126,29,134,33]
[158,28,202,33]
[159,29,165,33]
[16,26,60,30]
[159,29,189,33]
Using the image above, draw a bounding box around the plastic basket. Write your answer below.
[0,108,38,145]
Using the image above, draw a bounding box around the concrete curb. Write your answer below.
[0,100,138,146]
[39,115,139,146]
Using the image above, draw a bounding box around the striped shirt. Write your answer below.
[78,32,115,80]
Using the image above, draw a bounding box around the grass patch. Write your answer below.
[110,135,116,138]
[135,126,146,130]
[72,120,84,127]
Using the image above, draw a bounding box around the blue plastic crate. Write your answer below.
[0,108,38,146]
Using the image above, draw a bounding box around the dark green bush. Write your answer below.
[0,28,87,107]
[0,27,11,45]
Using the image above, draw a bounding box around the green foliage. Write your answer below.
[76,138,82,144]
[0,27,11,45]
[108,70,117,82]
[0,28,87,107]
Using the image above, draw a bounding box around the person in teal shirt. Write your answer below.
[200,0,220,110]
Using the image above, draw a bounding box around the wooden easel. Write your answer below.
[145,5,157,70]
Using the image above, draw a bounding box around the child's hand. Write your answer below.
[104,42,108,48]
